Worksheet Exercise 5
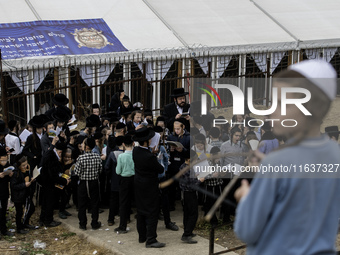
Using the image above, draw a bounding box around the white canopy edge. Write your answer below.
[3,39,340,72]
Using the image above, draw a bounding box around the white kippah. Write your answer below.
[289,60,337,100]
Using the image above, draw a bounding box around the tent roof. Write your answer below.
[2,0,340,70]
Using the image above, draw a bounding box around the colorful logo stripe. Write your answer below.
[198,83,223,106]
[199,88,217,106]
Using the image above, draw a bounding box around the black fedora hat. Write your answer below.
[29,115,45,128]
[325,126,340,135]
[121,107,133,117]
[143,109,153,117]
[51,106,72,123]
[86,114,101,128]
[170,88,189,98]
[52,93,69,106]
[0,120,9,135]
[132,126,155,142]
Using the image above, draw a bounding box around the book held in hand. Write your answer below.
[167,141,184,149]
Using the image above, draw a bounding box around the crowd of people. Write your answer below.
[0,59,340,253]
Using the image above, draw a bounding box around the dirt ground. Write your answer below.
[0,206,112,255]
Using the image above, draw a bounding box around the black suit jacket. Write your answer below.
[133,146,164,216]
[22,134,42,168]
[162,102,190,132]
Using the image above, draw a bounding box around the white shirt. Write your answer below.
[176,104,183,114]
[5,133,22,155]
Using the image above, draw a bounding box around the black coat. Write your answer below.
[22,134,42,169]
[10,169,30,203]
[105,150,123,192]
[162,102,190,132]
[40,149,67,189]
[167,130,192,175]
[0,163,11,200]
[109,93,121,112]
[133,146,164,216]
[41,133,52,155]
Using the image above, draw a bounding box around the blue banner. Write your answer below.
[0,19,128,60]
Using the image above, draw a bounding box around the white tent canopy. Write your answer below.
[1,0,340,70]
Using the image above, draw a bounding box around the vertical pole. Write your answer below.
[142,63,146,108]
[0,50,8,123]
[177,59,182,89]
[76,68,82,117]
[28,70,35,118]
[92,64,97,104]
[266,57,270,107]
[209,226,215,255]
[152,61,157,114]
[123,62,131,99]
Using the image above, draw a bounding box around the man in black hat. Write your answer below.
[109,89,125,112]
[45,93,71,120]
[51,105,72,138]
[163,88,190,133]
[132,127,165,248]
[91,103,101,116]
[325,126,340,142]
[0,120,9,147]
[80,115,101,137]
[39,138,70,227]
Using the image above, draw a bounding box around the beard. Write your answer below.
[177,101,186,108]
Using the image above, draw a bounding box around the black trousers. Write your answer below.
[136,213,158,244]
[40,187,58,224]
[159,177,171,226]
[14,198,35,230]
[182,191,198,237]
[108,191,119,223]
[57,188,68,212]
[78,180,100,227]
[118,176,134,230]
[70,176,79,208]
[0,198,8,235]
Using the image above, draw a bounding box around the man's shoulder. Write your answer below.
[164,102,175,111]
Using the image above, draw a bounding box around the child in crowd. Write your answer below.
[179,149,203,244]
[0,146,14,238]
[114,135,135,233]
[11,155,36,234]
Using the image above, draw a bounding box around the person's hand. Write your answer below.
[175,147,183,152]
[66,178,71,185]
[175,114,182,119]
[199,177,205,182]
[184,115,190,121]
[52,136,59,145]
[248,150,265,168]
[25,182,31,187]
[170,146,175,152]
[151,146,159,154]
[136,124,144,130]
[0,172,5,178]
[60,131,66,139]
[234,179,250,202]
[9,171,14,177]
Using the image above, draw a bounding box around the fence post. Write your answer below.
[142,63,146,108]
[266,57,270,107]
[209,226,215,255]
[75,68,82,118]
[0,50,8,124]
